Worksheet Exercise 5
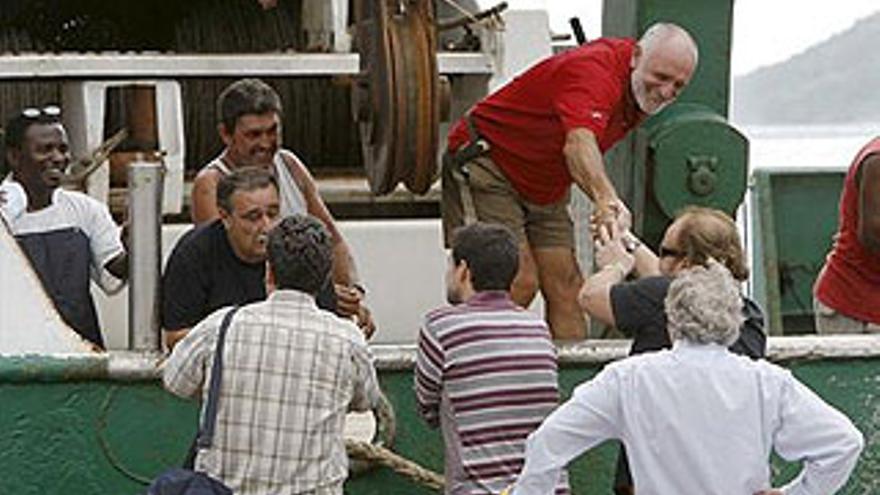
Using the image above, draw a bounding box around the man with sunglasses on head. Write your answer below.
[0,106,127,349]
[578,206,765,494]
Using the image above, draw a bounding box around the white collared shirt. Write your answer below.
[512,340,863,495]
[0,181,124,293]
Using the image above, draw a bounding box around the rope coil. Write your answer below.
[346,440,445,491]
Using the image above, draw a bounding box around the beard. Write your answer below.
[631,76,672,115]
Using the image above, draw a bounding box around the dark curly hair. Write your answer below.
[217,78,283,133]
[267,214,333,295]
[452,222,519,291]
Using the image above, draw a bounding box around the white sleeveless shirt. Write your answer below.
[207,151,307,216]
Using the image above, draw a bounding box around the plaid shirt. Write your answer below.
[163,290,381,495]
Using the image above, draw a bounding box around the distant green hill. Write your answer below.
[732,12,880,125]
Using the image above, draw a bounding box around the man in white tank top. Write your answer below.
[191,78,374,337]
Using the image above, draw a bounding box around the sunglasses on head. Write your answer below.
[659,246,684,259]
[21,105,61,120]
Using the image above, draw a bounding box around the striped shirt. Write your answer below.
[163,290,381,495]
[415,291,569,495]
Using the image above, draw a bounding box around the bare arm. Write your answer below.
[578,222,635,326]
[104,252,128,280]
[190,170,222,224]
[579,266,625,326]
[163,328,190,351]
[282,152,374,333]
[622,231,661,277]
[857,154,880,253]
[282,151,359,286]
[564,128,627,229]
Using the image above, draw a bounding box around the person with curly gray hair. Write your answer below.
[505,261,863,495]
[580,206,767,494]
[665,259,744,347]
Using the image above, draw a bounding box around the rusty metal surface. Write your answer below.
[436,1,508,32]
[354,0,439,195]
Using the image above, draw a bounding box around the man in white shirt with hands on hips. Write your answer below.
[504,260,863,495]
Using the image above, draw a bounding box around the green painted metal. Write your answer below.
[649,103,748,220]
[750,168,846,335]
[601,0,748,249]
[0,354,108,382]
[0,381,196,494]
[0,354,878,494]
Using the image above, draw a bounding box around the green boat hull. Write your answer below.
[0,341,877,494]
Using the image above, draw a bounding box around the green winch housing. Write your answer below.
[601,0,748,248]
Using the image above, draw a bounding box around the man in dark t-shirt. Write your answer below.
[161,167,335,349]
[578,206,766,494]
[611,275,765,355]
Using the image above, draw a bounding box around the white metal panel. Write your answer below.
[95,220,546,348]
[62,80,185,213]
[0,221,93,354]
[484,10,553,91]
[0,53,493,78]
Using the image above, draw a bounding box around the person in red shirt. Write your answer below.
[442,23,698,339]
[813,138,880,333]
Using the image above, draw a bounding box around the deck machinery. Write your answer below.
[8,4,876,495]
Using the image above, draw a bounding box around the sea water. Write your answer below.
[743,123,880,171]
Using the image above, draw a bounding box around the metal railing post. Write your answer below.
[128,159,164,351]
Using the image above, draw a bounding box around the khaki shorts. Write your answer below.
[814,298,880,334]
[441,153,574,249]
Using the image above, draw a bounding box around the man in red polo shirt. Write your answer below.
[813,137,880,333]
[442,23,698,339]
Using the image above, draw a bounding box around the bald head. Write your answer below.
[638,23,699,67]
[630,23,698,115]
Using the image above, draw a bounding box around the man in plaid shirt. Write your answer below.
[163,214,381,495]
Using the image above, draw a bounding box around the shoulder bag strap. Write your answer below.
[195,306,240,449]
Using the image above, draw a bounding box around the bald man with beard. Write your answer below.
[442,23,698,340]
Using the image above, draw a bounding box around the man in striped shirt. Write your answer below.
[415,222,568,495]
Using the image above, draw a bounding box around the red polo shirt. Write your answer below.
[447,37,643,205]
[814,137,880,324]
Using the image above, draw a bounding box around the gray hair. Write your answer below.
[665,259,743,346]
[638,22,699,66]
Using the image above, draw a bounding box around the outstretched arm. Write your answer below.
[579,221,635,326]
[282,152,374,332]
[564,128,629,232]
